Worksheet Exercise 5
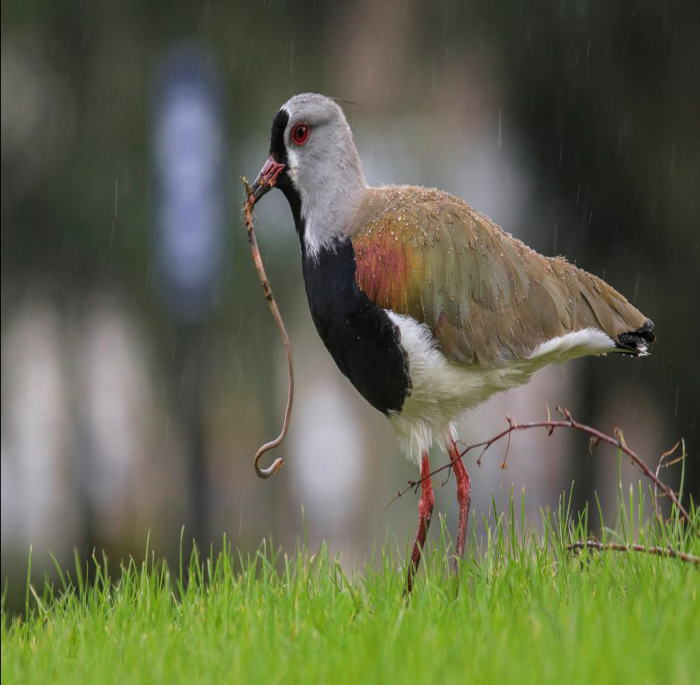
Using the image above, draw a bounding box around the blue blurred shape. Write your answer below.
[152,43,226,322]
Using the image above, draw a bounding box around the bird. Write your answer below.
[248,93,655,594]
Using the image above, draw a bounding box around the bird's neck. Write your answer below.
[291,163,368,261]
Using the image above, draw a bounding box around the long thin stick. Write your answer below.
[242,177,294,479]
[567,540,699,565]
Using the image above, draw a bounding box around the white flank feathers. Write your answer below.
[527,327,617,363]
[387,315,618,464]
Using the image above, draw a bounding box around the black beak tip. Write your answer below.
[250,177,270,203]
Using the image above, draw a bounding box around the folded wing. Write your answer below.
[352,186,652,366]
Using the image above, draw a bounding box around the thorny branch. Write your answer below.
[567,540,699,565]
[388,406,699,539]
[242,177,294,479]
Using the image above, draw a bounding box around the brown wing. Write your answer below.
[351,186,650,366]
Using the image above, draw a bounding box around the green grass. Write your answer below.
[2,486,699,685]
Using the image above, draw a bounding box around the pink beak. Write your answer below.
[249,156,286,204]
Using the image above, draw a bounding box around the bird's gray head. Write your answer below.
[250,93,368,258]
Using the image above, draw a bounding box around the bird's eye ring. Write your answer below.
[291,123,310,146]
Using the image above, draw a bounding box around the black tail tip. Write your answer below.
[638,319,656,343]
[617,319,655,356]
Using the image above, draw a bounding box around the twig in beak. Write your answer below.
[241,177,294,479]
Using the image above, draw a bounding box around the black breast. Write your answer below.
[301,240,410,415]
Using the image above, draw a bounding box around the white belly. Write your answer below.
[386,312,615,463]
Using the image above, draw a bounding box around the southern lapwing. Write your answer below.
[249,93,655,593]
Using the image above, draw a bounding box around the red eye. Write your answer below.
[291,123,310,146]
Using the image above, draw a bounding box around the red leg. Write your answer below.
[448,438,471,571]
[405,451,434,595]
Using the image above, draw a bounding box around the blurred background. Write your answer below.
[2,0,699,609]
